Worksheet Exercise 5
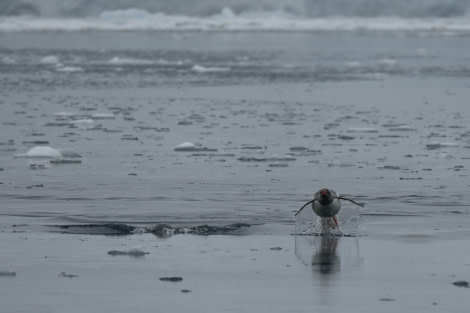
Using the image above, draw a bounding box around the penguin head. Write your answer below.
[317,188,334,205]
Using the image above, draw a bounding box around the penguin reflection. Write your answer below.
[311,235,340,275]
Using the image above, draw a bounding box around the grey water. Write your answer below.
[1,31,470,234]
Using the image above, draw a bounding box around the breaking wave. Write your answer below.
[1,0,470,33]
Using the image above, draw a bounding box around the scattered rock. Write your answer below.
[58,272,79,278]
[452,280,469,288]
[0,271,16,277]
[159,277,183,282]
[107,249,148,257]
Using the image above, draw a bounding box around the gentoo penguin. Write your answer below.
[295,188,364,228]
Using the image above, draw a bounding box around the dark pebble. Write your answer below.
[452,280,469,288]
[160,277,183,282]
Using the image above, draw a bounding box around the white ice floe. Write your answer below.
[56,66,84,72]
[347,127,379,133]
[71,119,98,130]
[388,125,417,131]
[39,55,60,64]
[191,64,230,73]
[53,112,77,117]
[91,113,115,119]
[156,58,185,66]
[15,146,62,158]
[108,56,154,65]
[175,142,195,151]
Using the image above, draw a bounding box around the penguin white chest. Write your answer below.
[312,198,341,218]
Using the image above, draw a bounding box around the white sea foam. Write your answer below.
[15,146,62,158]
[1,8,470,33]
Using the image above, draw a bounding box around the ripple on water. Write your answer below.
[50,223,251,236]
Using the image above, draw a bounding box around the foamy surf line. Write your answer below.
[1,10,470,33]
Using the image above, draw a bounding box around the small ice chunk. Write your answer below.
[268,154,296,162]
[56,66,84,73]
[191,64,230,73]
[40,55,60,64]
[175,142,195,151]
[174,142,217,152]
[108,56,154,65]
[53,112,76,117]
[71,119,97,130]
[388,125,417,132]
[347,127,378,133]
[15,146,62,158]
[91,113,115,119]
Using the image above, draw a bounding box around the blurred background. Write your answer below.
[1,0,469,18]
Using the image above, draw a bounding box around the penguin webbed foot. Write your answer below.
[321,217,339,229]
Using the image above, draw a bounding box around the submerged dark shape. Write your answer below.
[452,280,470,288]
[54,223,136,235]
[295,188,364,228]
[52,222,251,236]
[159,277,183,282]
[107,250,149,257]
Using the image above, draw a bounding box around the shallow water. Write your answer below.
[1,30,470,313]
[1,32,470,234]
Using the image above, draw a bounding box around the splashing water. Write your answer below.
[295,204,360,236]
